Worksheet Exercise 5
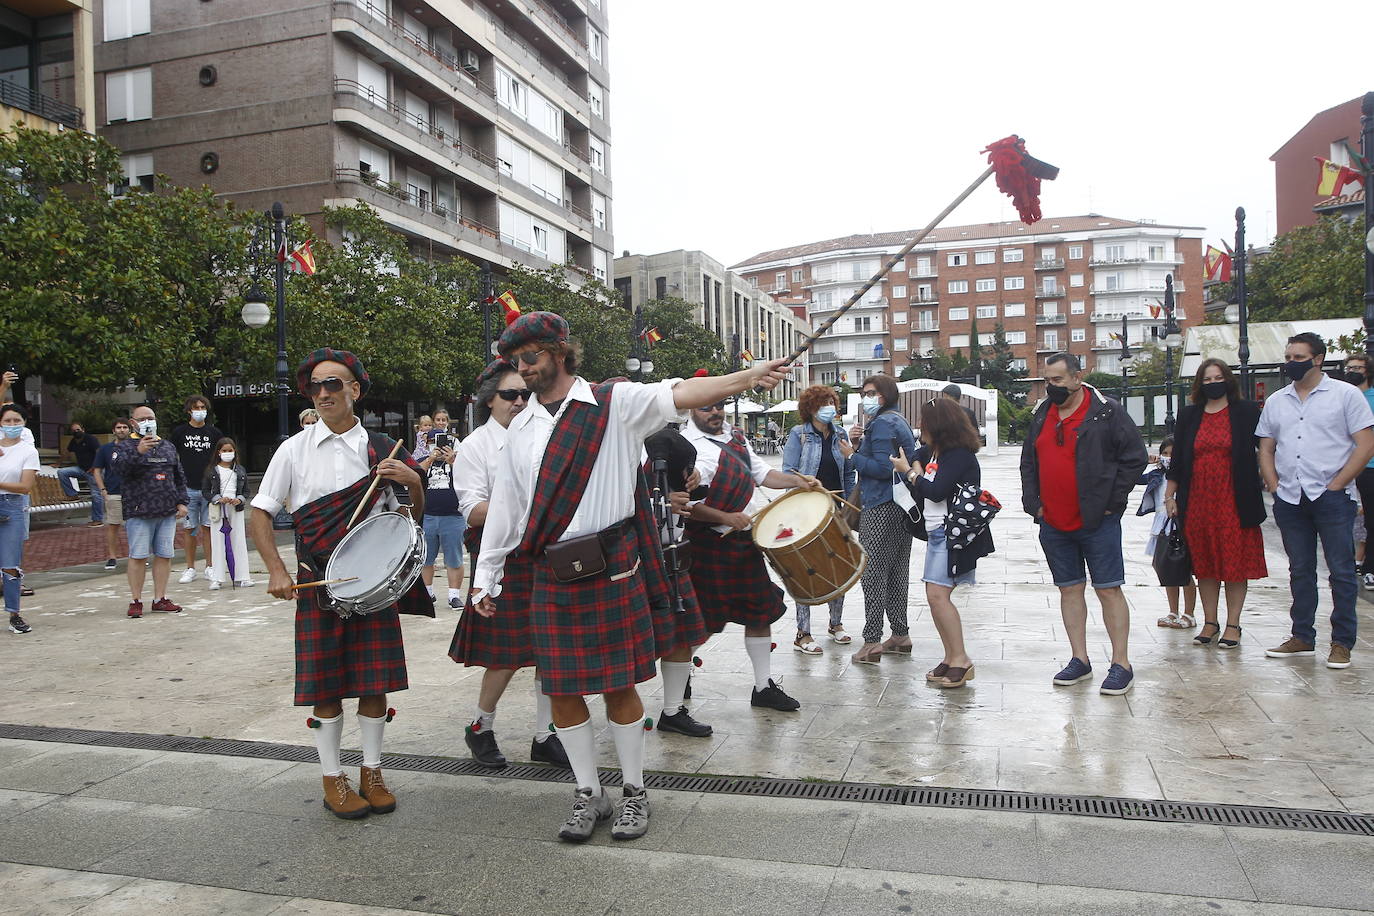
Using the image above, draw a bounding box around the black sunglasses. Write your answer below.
[698,402,726,412]
[513,349,546,366]
[306,377,347,396]
[1055,419,1069,447]
[497,388,532,402]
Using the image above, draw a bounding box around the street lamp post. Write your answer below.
[730,332,742,429]
[1118,315,1132,402]
[626,307,653,381]
[480,262,494,360]
[1234,207,1252,399]
[1161,274,1182,435]
[1362,92,1374,360]
[239,201,291,444]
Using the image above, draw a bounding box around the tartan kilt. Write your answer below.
[294,564,408,705]
[686,529,786,633]
[530,525,658,696]
[650,561,709,657]
[448,550,535,670]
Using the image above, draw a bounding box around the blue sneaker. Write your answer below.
[1052,657,1093,686]
[1099,663,1134,696]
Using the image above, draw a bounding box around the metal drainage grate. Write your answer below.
[3,723,1370,837]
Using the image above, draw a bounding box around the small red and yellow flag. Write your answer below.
[740,348,755,363]
[1315,157,1363,197]
[289,240,316,275]
[497,290,520,324]
[1203,245,1232,283]
[644,326,663,344]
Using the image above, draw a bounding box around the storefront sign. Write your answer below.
[214,376,278,398]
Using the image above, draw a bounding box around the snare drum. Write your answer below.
[751,489,867,605]
[324,512,424,619]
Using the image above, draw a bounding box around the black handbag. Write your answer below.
[1152,519,1193,587]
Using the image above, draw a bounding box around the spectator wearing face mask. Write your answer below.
[1342,353,1374,590]
[1138,438,1197,631]
[56,421,104,527]
[92,417,135,570]
[168,396,223,585]
[115,405,189,618]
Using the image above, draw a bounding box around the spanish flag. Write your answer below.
[289,240,316,276]
[1315,157,1363,198]
[1203,245,1232,283]
[644,326,663,344]
[740,348,755,363]
[497,290,520,324]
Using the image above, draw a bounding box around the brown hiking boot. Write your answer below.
[321,773,370,819]
[1264,637,1315,659]
[1327,645,1353,669]
[359,766,396,814]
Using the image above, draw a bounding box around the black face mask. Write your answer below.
[1045,383,1072,405]
[1283,359,1314,382]
[71,430,84,438]
[1345,371,1366,387]
[1201,381,1229,401]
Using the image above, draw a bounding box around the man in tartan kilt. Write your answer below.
[449,358,569,770]
[683,397,823,712]
[249,349,426,820]
[471,311,798,843]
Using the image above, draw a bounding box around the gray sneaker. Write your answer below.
[610,785,651,841]
[557,787,613,843]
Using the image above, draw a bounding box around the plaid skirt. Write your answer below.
[448,550,535,670]
[530,526,658,696]
[294,565,408,705]
[686,530,786,633]
[650,555,709,656]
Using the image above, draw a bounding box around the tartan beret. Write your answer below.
[475,358,517,390]
[296,348,371,397]
[497,311,569,358]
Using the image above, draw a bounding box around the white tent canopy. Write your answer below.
[729,398,767,415]
[764,400,798,414]
[1181,319,1363,376]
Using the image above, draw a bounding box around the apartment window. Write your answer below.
[1104,244,1126,261]
[892,259,904,272]
[1148,245,1164,260]
[749,276,758,288]
[1070,273,1084,287]
[918,311,936,329]
[919,336,935,352]
[1011,358,1027,372]
[894,338,908,351]
[975,278,996,293]
[817,290,834,309]
[974,250,996,265]
[1071,328,1086,342]
[975,305,997,319]
[655,276,667,300]
[593,248,608,282]
[1041,301,1059,316]
[915,256,932,274]
[498,200,565,263]
[785,269,799,282]
[1003,248,1024,263]
[892,312,907,324]
[495,65,526,117]
[588,26,604,63]
[1004,276,1025,290]
[358,140,389,182]
[588,136,606,173]
[853,316,872,332]
[105,67,152,122]
[1071,301,1085,314]
[1068,245,1083,259]
[1006,330,1026,345]
[497,132,562,205]
[1105,273,1123,291]
[979,332,995,345]
[1004,303,1025,317]
[1041,247,1056,260]
[118,152,154,193]
[775,272,786,289]
[947,252,967,267]
[950,334,970,348]
[592,191,606,229]
[1042,277,1058,293]
[916,284,934,301]
[104,0,150,41]
[1043,331,1060,349]
[588,81,604,118]
[891,285,907,298]
[948,307,969,321]
[947,280,968,294]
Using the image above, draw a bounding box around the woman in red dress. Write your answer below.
[1164,359,1268,648]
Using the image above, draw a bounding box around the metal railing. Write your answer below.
[1035,287,1065,298]
[333,167,502,241]
[333,79,502,173]
[1034,258,1064,270]
[0,80,82,130]
[1090,254,1186,267]
[1035,313,1067,325]
[912,322,940,332]
[1090,282,1186,296]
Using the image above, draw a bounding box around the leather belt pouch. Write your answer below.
[545,531,609,582]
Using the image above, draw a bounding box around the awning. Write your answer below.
[764,400,798,413]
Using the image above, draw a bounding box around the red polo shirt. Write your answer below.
[1036,393,1090,531]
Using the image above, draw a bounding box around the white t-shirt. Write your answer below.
[0,435,40,486]
[921,456,948,528]
[216,465,238,501]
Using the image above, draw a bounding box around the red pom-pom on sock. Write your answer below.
[692,656,703,667]
[770,642,777,651]
[306,717,320,729]
[385,707,396,722]
[643,717,653,731]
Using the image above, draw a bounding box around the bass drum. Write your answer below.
[751,489,867,605]
[324,512,424,619]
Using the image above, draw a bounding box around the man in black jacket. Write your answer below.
[1020,353,1148,696]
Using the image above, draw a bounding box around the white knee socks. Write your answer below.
[660,661,691,716]
[744,636,773,691]
[609,717,646,790]
[472,706,495,731]
[533,680,554,743]
[554,718,600,793]
[357,713,386,769]
[313,713,343,777]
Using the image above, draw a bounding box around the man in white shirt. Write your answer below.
[449,359,568,771]
[249,348,425,821]
[471,312,796,844]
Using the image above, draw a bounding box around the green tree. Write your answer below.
[639,297,729,380]
[504,263,630,382]
[899,349,970,382]
[1211,215,1366,322]
[980,324,1029,405]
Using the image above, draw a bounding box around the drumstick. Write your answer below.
[827,491,863,515]
[346,440,404,530]
[290,576,359,591]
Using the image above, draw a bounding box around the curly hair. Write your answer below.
[921,397,980,454]
[797,385,839,423]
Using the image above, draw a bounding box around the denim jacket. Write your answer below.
[782,422,857,492]
[851,408,918,510]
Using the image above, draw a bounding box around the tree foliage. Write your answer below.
[639,297,729,381]
[503,264,629,383]
[1211,215,1366,323]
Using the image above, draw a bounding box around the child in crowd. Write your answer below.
[412,415,434,461]
[203,437,254,590]
[1138,438,1197,628]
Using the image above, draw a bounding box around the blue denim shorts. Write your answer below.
[1037,515,1125,589]
[183,491,208,529]
[922,525,976,588]
[127,515,178,559]
[423,514,466,566]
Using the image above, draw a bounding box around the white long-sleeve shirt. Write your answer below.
[473,377,686,598]
[453,418,508,516]
[250,417,398,517]
[683,420,772,533]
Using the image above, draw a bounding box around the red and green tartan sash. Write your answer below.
[686,430,754,534]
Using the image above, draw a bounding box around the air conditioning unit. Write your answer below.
[460,49,480,73]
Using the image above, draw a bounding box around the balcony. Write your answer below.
[334,167,508,246]
[1037,342,1063,353]
[1091,309,1188,323]
[913,294,940,305]
[1033,258,1065,270]
[1090,282,1186,296]
[911,322,940,333]
[1091,254,1187,267]
[1035,286,1065,299]
[1034,313,1067,325]
[812,349,891,363]
[907,267,938,279]
[0,80,82,130]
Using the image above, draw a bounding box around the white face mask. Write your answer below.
[1159,456,1171,469]
[190,409,207,422]
[861,395,880,416]
[137,419,157,437]
[220,452,235,463]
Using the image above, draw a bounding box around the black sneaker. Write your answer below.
[751,678,801,711]
[448,596,462,609]
[530,734,570,766]
[657,706,713,737]
[464,725,507,769]
[8,614,32,635]
[104,558,117,571]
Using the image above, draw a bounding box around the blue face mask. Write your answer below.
[816,405,837,424]
[861,396,880,416]
[0,425,23,439]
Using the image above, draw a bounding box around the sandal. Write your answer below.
[1193,621,1221,646]
[1218,624,1242,650]
[827,625,852,645]
[926,662,950,683]
[935,664,975,689]
[881,635,913,654]
[793,633,823,655]
[852,643,883,665]
[1157,612,1181,628]
[1178,613,1196,629]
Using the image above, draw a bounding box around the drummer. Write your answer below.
[249,348,428,821]
[681,382,823,712]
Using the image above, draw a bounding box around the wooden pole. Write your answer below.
[346,440,403,530]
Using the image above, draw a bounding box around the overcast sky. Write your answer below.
[607,1,1368,268]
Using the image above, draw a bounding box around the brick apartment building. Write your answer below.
[93,0,613,280]
[1271,95,1366,237]
[732,215,1204,390]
